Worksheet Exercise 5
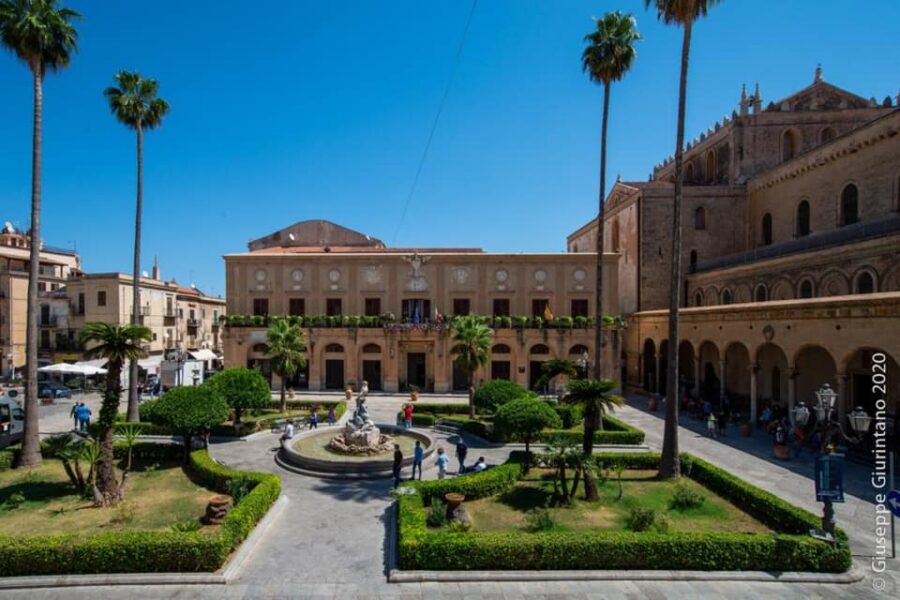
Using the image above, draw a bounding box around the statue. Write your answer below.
[329,380,394,455]
[403,253,430,292]
[351,380,372,427]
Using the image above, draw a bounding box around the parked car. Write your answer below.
[0,392,24,448]
[38,381,72,399]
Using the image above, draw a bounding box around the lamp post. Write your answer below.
[794,383,872,538]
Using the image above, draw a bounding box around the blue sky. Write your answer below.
[1,0,897,295]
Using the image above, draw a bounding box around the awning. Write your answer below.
[75,358,108,369]
[138,355,163,371]
[39,362,107,375]
[188,349,220,362]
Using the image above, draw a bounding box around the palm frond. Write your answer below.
[103,69,169,130]
[0,0,80,74]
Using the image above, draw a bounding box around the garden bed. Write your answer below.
[397,452,851,573]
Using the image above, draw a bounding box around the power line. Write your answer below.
[391,0,479,245]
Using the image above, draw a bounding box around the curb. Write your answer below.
[223,494,289,582]
[388,567,866,584]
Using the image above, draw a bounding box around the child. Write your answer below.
[404,403,414,429]
[327,405,336,426]
[280,421,295,448]
[435,447,449,480]
[706,412,717,438]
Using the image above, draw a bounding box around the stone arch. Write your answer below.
[658,339,670,395]
[325,343,345,353]
[769,277,794,301]
[704,286,719,306]
[569,344,589,356]
[754,283,768,302]
[694,206,707,230]
[819,126,835,144]
[795,199,811,237]
[694,290,703,307]
[492,343,511,354]
[782,128,799,161]
[818,269,850,297]
[250,343,268,355]
[642,338,657,393]
[756,343,789,409]
[721,288,733,305]
[678,340,695,395]
[698,340,721,401]
[841,348,899,416]
[797,277,816,299]
[851,266,878,294]
[840,182,859,226]
[361,343,381,353]
[793,345,838,410]
[530,344,551,355]
[724,341,751,415]
[734,284,752,304]
[882,263,900,292]
[685,162,695,183]
[705,150,716,183]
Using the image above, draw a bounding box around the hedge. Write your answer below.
[0,449,280,576]
[397,451,850,573]
[0,449,15,471]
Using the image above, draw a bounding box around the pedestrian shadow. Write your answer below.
[309,477,391,504]
[379,503,394,578]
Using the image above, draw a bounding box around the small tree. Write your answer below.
[206,367,270,426]
[148,385,229,461]
[535,359,578,394]
[266,320,306,413]
[493,397,562,468]
[473,378,529,413]
[450,315,493,418]
[564,378,623,502]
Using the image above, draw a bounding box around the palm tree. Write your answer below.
[645,0,720,479]
[564,378,623,500]
[450,315,492,418]
[582,11,641,379]
[0,0,79,468]
[80,322,150,505]
[266,319,306,413]
[103,71,170,422]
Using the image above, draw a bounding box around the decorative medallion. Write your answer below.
[328,269,341,283]
[452,267,470,285]
[362,266,382,286]
[763,324,775,342]
[255,269,267,282]
[403,253,431,292]
[534,269,547,283]
[495,269,509,283]
[574,269,586,283]
[291,269,304,282]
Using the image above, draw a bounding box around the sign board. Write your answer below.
[887,489,900,519]
[815,454,845,503]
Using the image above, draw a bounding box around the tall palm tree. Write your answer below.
[103,71,169,422]
[266,319,306,414]
[450,315,492,418]
[582,11,641,379]
[0,0,79,468]
[645,0,720,479]
[80,322,150,505]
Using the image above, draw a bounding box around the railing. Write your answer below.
[187,318,201,327]
[39,316,58,327]
[220,313,624,330]
[695,214,900,274]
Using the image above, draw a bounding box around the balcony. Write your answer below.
[39,316,58,327]
[187,318,201,328]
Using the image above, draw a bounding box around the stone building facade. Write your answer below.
[222,221,620,392]
[568,73,899,429]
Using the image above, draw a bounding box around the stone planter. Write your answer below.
[773,443,790,461]
[444,492,465,520]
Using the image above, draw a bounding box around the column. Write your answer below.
[749,363,759,424]
[308,343,321,391]
[693,354,701,398]
[836,373,848,426]
[718,359,727,402]
[654,353,661,395]
[787,368,797,425]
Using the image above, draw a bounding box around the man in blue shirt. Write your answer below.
[411,440,424,480]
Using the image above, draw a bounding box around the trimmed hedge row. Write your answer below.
[407,403,471,416]
[538,414,645,446]
[397,451,851,573]
[0,449,280,576]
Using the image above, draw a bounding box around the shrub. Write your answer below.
[171,520,202,533]
[409,453,525,505]
[670,483,706,510]
[553,403,584,428]
[147,386,230,460]
[493,398,562,457]
[206,367,271,424]
[473,379,529,413]
[4,492,25,510]
[227,476,253,503]
[523,508,555,532]
[426,498,448,528]
[626,507,657,532]
[0,449,15,471]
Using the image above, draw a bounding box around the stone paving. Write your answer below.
[0,394,896,599]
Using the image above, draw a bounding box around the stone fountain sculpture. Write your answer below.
[328,381,395,455]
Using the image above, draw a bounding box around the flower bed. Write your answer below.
[396,452,850,573]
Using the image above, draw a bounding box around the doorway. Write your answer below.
[452,362,469,391]
[406,353,426,389]
[362,360,382,391]
[529,360,545,392]
[325,359,344,390]
[491,360,511,380]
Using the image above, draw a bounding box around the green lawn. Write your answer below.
[464,469,771,534]
[0,459,221,536]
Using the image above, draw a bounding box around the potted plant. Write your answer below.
[648,395,658,412]
[738,419,752,437]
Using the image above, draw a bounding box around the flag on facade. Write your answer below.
[543,304,554,320]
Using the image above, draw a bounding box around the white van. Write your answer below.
[0,390,24,448]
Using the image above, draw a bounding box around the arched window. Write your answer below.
[820,127,835,144]
[569,344,589,355]
[706,151,716,183]
[694,206,707,230]
[721,289,732,305]
[755,284,768,302]
[855,271,875,294]
[796,200,811,237]
[611,219,620,252]
[799,279,814,298]
[492,344,511,354]
[761,213,773,245]
[782,129,797,161]
[694,292,703,307]
[689,250,698,271]
[530,344,550,355]
[685,162,695,183]
[362,343,381,353]
[841,184,859,225]
[717,144,730,182]
[325,343,344,353]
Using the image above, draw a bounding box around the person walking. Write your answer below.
[455,439,468,474]
[435,447,449,480]
[70,402,81,430]
[404,403,414,429]
[392,444,403,488]
[76,403,92,432]
[309,410,318,429]
[411,440,424,480]
[327,405,336,426]
[706,412,717,438]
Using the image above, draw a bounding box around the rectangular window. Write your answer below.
[453,298,471,316]
[97,290,107,307]
[401,299,431,322]
[492,298,510,317]
[532,299,550,318]
[253,298,269,316]
[364,297,381,316]
[289,298,306,316]
[77,293,85,315]
[571,299,589,318]
[326,298,342,316]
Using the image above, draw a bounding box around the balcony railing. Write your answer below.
[39,316,58,327]
[187,318,201,328]
[219,313,623,331]
[694,214,900,274]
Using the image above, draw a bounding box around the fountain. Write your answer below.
[327,383,394,455]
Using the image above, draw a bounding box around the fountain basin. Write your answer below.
[279,424,435,478]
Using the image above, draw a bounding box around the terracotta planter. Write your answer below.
[444,493,465,510]
[739,423,752,437]
[410,390,419,402]
[773,443,790,461]
[344,388,353,400]
[648,397,658,412]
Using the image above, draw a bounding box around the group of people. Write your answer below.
[392,438,487,487]
[279,405,338,447]
[702,396,733,438]
[69,401,92,432]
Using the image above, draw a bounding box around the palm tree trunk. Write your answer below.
[593,82,611,380]
[96,359,122,503]
[21,67,44,468]
[280,375,287,414]
[659,19,693,480]
[127,122,144,422]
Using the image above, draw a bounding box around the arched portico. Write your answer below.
[724,342,751,417]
